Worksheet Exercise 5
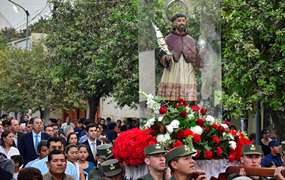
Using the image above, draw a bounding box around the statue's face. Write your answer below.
[173,17,186,32]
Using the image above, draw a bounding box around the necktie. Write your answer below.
[35,134,39,153]
[92,142,96,159]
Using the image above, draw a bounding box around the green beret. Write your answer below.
[97,144,113,160]
[101,159,122,177]
[165,145,196,163]
[242,144,262,155]
[144,144,165,156]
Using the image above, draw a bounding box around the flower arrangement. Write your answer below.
[113,128,158,166]
[139,90,252,162]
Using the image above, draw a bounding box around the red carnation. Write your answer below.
[212,136,220,144]
[196,118,205,126]
[194,150,200,158]
[204,150,213,159]
[234,135,239,143]
[193,134,201,143]
[216,147,222,156]
[184,129,193,138]
[212,123,219,128]
[180,111,187,118]
[192,106,200,111]
[223,120,230,127]
[175,129,184,139]
[204,128,210,134]
[217,126,225,133]
[201,108,207,115]
[159,106,167,114]
[173,140,183,147]
[177,99,187,107]
[229,154,235,162]
[168,148,172,151]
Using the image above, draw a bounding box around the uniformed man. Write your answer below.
[228,144,267,180]
[101,159,124,180]
[138,144,171,180]
[165,145,207,180]
[88,144,114,180]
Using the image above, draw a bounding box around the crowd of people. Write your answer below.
[1,114,285,180]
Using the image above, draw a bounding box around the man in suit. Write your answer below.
[9,119,24,148]
[19,118,50,166]
[81,123,102,165]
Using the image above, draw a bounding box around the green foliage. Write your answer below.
[221,0,285,118]
[45,0,139,120]
[0,40,65,113]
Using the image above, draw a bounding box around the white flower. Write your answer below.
[156,133,171,143]
[170,120,180,128]
[146,99,157,109]
[157,116,163,122]
[187,113,194,120]
[221,124,228,129]
[190,126,203,135]
[206,115,215,123]
[144,118,155,129]
[146,93,154,100]
[191,149,198,157]
[166,125,173,133]
[229,141,237,150]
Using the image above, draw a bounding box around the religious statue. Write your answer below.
[155,12,202,105]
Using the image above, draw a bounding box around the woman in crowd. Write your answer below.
[261,129,272,156]
[77,144,95,179]
[0,131,20,159]
[67,132,78,146]
[114,120,122,134]
[65,144,85,180]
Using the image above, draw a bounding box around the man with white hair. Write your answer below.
[19,123,27,134]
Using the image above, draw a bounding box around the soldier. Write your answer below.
[138,144,171,180]
[228,144,267,180]
[165,145,207,180]
[101,159,123,180]
[88,144,114,180]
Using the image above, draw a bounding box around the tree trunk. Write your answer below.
[39,109,44,120]
[88,95,101,123]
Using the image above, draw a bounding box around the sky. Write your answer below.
[0,0,51,30]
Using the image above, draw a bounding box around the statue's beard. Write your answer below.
[176,24,186,32]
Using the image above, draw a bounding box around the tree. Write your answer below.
[221,0,285,136]
[46,0,139,122]
[0,40,70,118]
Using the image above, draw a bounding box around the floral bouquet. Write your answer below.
[139,90,252,162]
[113,128,158,166]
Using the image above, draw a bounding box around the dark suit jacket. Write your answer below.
[81,139,102,166]
[19,132,50,166]
[12,132,24,148]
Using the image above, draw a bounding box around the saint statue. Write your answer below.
[155,12,202,105]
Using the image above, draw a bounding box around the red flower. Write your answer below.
[212,136,220,144]
[196,118,205,126]
[234,135,239,143]
[204,150,213,159]
[192,106,200,111]
[194,150,200,158]
[217,126,225,133]
[175,129,184,139]
[228,129,238,136]
[229,154,235,162]
[212,123,219,128]
[204,128,210,134]
[184,129,193,138]
[173,140,183,147]
[168,148,172,151]
[193,134,201,143]
[216,147,222,156]
[178,99,187,107]
[223,120,230,127]
[201,108,207,115]
[180,111,187,118]
[159,106,167,114]
[150,129,157,136]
